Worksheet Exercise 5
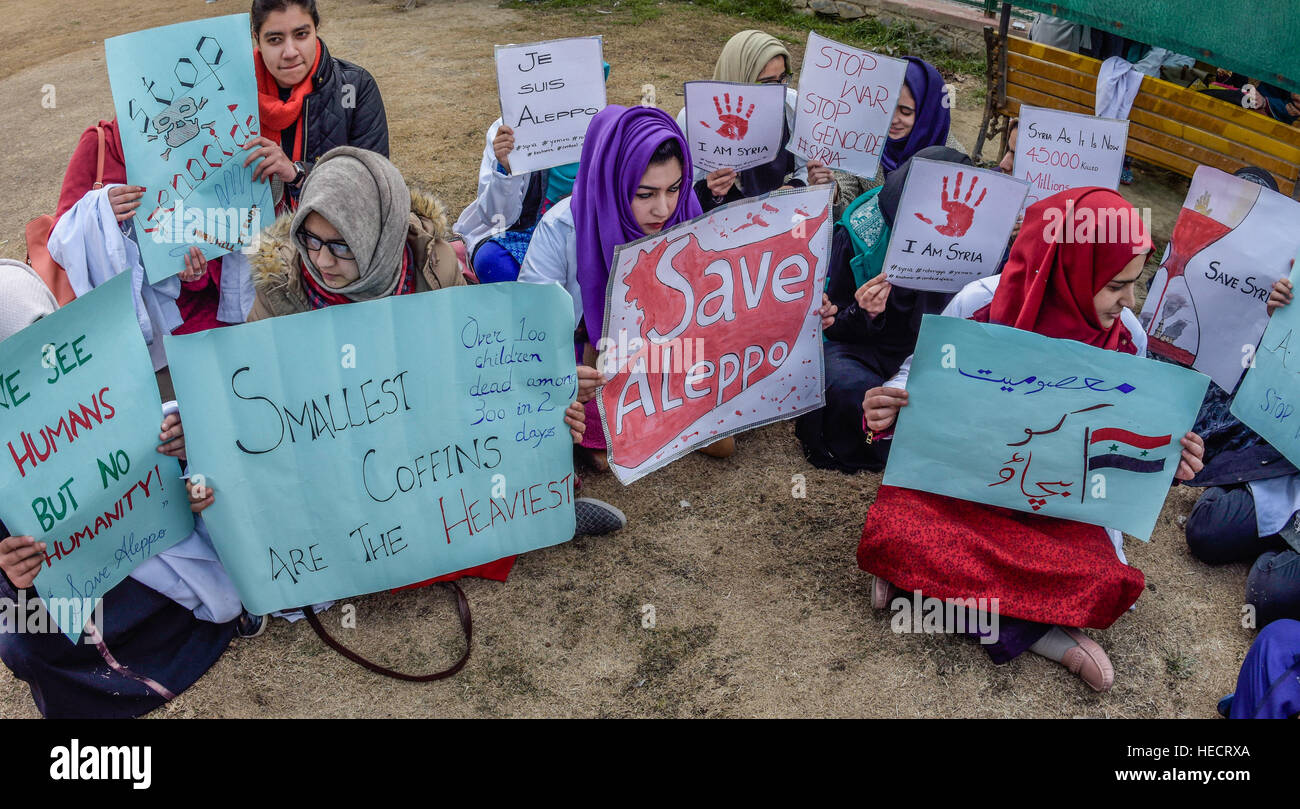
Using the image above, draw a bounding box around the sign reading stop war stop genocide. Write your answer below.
[0,273,194,641]
[598,185,833,484]
[789,31,907,179]
[495,36,606,175]
[164,283,578,615]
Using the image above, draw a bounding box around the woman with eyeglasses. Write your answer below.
[676,30,834,213]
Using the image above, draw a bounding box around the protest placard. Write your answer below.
[1231,258,1300,467]
[884,315,1208,540]
[1013,105,1128,209]
[164,283,577,614]
[105,14,274,283]
[597,184,833,484]
[882,158,1029,292]
[495,36,606,175]
[788,32,906,179]
[0,273,194,640]
[1139,166,1300,391]
[685,81,787,174]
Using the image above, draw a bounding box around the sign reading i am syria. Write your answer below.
[597,184,833,484]
[105,13,273,282]
[685,81,787,174]
[0,273,194,640]
[164,283,578,615]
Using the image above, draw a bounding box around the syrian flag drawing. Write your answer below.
[1085,427,1172,475]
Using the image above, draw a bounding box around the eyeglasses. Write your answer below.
[757,73,793,85]
[297,226,355,260]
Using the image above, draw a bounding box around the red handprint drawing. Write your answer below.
[699,93,755,141]
[915,171,987,237]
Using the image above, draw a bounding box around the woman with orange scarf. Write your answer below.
[234,0,389,222]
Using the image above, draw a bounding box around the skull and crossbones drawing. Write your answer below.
[148,96,214,160]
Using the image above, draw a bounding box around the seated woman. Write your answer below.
[520,106,712,469]
[676,30,832,212]
[832,56,961,219]
[0,258,245,719]
[248,146,616,565]
[797,146,971,473]
[1218,618,1300,718]
[454,63,610,283]
[856,187,1205,691]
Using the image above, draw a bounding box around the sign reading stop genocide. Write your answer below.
[789,31,907,179]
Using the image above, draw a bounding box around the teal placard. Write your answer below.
[164,283,578,614]
[105,14,274,282]
[0,273,194,640]
[884,315,1209,540]
[1231,260,1300,466]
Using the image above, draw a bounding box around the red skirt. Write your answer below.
[392,556,516,592]
[857,486,1143,629]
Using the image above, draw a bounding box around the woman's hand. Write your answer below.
[0,536,45,589]
[107,184,146,222]
[158,413,186,461]
[576,365,605,404]
[806,159,833,186]
[1174,431,1205,481]
[819,293,838,329]
[863,386,908,433]
[493,124,515,174]
[565,400,586,444]
[1268,274,1293,317]
[855,273,892,317]
[241,136,297,184]
[187,479,214,514]
[179,246,207,283]
[706,168,737,199]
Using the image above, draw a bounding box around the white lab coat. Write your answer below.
[453,117,534,261]
[517,197,583,326]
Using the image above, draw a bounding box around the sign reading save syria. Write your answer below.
[0,273,194,641]
[597,184,833,484]
[165,283,578,615]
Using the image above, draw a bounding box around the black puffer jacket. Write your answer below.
[300,38,389,171]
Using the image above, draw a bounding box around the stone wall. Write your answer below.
[791,0,991,57]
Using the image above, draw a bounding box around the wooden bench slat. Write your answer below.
[1007,37,1101,77]
[1006,75,1300,175]
[1006,52,1300,164]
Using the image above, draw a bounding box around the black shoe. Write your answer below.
[575,498,627,536]
[236,610,267,638]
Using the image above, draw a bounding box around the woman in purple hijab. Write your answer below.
[833,56,956,217]
[519,105,707,469]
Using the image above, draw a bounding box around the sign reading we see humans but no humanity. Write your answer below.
[790,31,907,179]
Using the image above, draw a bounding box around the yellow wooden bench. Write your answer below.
[975,33,1300,198]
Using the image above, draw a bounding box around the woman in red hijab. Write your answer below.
[856,187,1206,692]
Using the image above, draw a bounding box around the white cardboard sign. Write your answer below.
[495,36,606,175]
[685,81,787,174]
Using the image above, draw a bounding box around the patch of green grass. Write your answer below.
[504,0,986,77]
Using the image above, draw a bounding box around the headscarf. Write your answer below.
[290,146,413,302]
[0,259,57,341]
[572,105,702,344]
[255,41,324,162]
[711,30,789,84]
[976,187,1151,354]
[880,57,951,174]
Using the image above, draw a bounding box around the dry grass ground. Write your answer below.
[0,0,1247,718]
